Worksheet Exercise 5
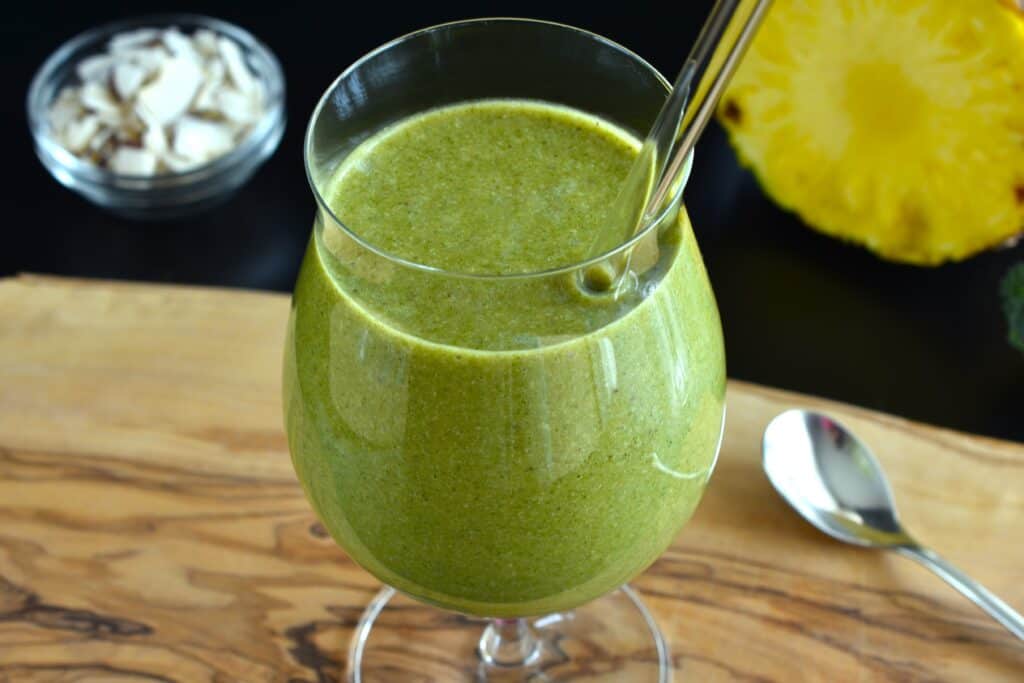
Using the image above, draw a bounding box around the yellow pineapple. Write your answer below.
[719,0,1024,265]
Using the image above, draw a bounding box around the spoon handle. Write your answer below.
[897,544,1024,641]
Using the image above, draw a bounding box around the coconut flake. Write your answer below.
[162,28,201,64]
[88,126,114,153]
[112,62,147,100]
[191,59,225,113]
[109,147,158,175]
[64,115,101,152]
[48,88,82,132]
[79,81,120,115]
[142,123,167,155]
[216,87,260,125]
[135,54,202,126]
[118,46,168,74]
[193,29,219,56]
[76,54,115,82]
[172,115,234,161]
[217,36,254,94]
[109,28,160,53]
[162,151,200,173]
[48,26,267,177]
[96,109,124,130]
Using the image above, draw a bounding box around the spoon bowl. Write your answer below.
[762,408,1024,641]
[763,409,909,547]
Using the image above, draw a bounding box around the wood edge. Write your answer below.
[728,379,1024,458]
[1,272,290,302]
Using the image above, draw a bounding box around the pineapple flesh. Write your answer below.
[720,0,1024,265]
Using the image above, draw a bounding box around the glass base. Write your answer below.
[347,585,670,682]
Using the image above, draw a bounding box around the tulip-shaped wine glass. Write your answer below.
[283,18,726,681]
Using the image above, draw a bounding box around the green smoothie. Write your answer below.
[284,99,725,617]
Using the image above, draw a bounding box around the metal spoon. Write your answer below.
[762,408,1024,641]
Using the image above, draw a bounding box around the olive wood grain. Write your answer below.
[1,274,1021,682]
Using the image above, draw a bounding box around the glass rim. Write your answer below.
[303,16,690,282]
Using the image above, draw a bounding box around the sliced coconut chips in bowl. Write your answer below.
[27,14,285,219]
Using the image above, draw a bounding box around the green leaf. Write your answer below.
[1001,262,1024,353]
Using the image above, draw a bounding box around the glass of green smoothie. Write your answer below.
[284,18,726,682]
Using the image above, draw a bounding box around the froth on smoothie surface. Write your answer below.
[323,99,640,275]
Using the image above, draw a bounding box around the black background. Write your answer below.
[5,2,1023,442]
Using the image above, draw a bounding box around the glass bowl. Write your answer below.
[26,14,286,219]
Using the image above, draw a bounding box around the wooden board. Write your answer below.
[0,274,1022,682]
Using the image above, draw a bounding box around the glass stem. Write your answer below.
[477,618,540,668]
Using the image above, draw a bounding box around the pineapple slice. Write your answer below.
[720,0,1024,265]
